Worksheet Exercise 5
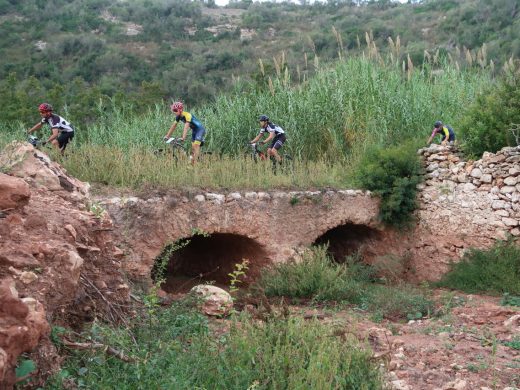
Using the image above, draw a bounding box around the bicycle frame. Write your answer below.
[165,137,188,161]
[249,142,268,162]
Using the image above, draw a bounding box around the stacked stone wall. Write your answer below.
[418,144,520,239]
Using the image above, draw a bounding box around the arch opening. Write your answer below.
[312,223,379,263]
[152,233,270,293]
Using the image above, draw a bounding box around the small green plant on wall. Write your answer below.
[229,259,250,294]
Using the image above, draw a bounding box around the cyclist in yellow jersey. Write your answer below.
[164,101,206,165]
[427,120,456,146]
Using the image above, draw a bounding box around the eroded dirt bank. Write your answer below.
[0,144,129,388]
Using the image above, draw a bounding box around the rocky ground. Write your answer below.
[205,289,520,390]
[352,292,520,390]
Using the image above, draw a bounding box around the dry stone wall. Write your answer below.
[406,144,520,280]
[418,144,520,238]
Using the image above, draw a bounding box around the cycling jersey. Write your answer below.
[260,122,285,135]
[175,111,204,131]
[431,125,455,142]
[41,114,74,133]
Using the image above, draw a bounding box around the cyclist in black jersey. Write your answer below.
[250,114,286,164]
[27,103,75,155]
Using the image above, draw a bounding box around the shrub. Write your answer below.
[459,71,520,157]
[362,284,434,321]
[355,142,423,227]
[258,246,366,303]
[258,246,434,320]
[437,239,520,295]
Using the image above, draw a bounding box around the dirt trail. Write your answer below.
[288,292,520,390]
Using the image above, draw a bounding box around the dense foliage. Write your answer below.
[459,70,520,156]
[356,142,423,227]
[45,297,384,389]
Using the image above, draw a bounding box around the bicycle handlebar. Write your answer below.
[165,137,184,145]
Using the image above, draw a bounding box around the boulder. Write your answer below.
[0,173,30,210]
[190,285,233,316]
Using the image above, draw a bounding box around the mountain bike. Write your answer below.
[28,135,51,150]
[247,142,269,162]
[247,142,293,173]
[158,137,212,163]
[165,137,189,162]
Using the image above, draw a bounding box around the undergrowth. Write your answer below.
[436,239,520,295]
[258,246,434,321]
[45,297,383,389]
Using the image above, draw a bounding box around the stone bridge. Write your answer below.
[100,144,520,292]
[100,189,387,291]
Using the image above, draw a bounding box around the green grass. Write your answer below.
[437,239,520,295]
[45,298,383,389]
[257,246,434,320]
[58,144,355,190]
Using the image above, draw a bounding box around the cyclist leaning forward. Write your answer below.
[27,103,75,155]
[164,101,206,165]
[250,114,287,164]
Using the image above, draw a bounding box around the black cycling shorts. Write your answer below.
[58,131,74,150]
[270,134,286,150]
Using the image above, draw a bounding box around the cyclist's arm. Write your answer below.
[28,122,43,134]
[181,122,190,141]
[164,121,178,139]
[427,129,437,145]
[262,132,274,145]
[250,132,262,143]
[46,127,59,143]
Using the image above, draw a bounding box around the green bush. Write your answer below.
[355,142,423,227]
[437,239,520,295]
[258,246,366,303]
[459,72,520,157]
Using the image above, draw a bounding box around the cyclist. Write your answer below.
[427,120,456,146]
[250,114,286,164]
[163,101,206,165]
[27,103,75,155]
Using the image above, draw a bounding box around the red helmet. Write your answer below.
[38,103,53,112]
[170,101,183,113]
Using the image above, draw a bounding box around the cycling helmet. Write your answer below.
[434,120,443,128]
[258,114,269,122]
[171,101,184,113]
[38,103,53,112]
[28,135,39,146]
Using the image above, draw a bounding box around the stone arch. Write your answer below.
[312,223,380,263]
[152,233,270,293]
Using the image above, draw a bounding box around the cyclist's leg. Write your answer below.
[58,131,74,155]
[269,135,285,162]
[192,127,206,164]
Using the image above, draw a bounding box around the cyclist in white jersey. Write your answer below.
[27,103,75,155]
[250,114,286,164]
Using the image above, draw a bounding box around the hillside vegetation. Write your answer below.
[0,0,519,123]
